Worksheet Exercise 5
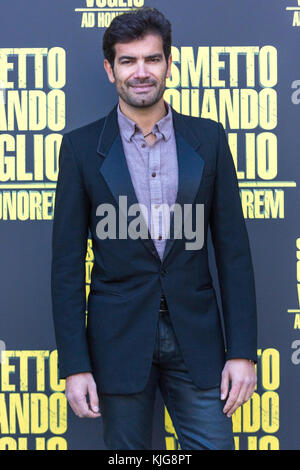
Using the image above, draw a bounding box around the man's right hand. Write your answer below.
[65,372,101,418]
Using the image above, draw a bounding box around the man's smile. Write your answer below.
[130,84,155,93]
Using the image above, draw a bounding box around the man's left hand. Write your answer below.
[220,358,257,417]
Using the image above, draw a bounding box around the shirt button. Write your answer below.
[152,172,156,177]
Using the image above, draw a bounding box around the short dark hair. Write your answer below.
[102,7,172,69]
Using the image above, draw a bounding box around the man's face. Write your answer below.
[104,33,172,108]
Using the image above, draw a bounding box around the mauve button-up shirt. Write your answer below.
[117,101,178,261]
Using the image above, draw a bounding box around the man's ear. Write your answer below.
[104,59,115,84]
[166,54,172,79]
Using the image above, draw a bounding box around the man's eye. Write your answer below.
[121,58,159,64]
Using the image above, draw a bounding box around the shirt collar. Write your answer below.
[117,100,173,143]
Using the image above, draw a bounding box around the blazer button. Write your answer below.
[160,268,168,277]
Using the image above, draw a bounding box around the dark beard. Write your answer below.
[116,80,166,109]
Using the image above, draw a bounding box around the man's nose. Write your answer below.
[133,62,150,79]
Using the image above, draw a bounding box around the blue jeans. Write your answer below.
[98,294,235,450]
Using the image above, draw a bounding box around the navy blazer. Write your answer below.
[51,103,257,394]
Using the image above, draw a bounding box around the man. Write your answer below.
[51,7,257,450]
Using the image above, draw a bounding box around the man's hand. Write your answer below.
[220,359,257,418]
[65,372,101,418]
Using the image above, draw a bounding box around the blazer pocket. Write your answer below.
[89,287,121,297]
[197,283,213,291]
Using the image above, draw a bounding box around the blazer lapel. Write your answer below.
[97,104,160,262]
[96,104,205,265]
[162,109,205,262]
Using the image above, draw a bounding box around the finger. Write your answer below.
[66,391,84,417]
[220,369,229,400]
[244,377,256,403]
[70,394,99,418]
[226,382,248,417]
[87,382,101,416]
[68,400,81,417]
[223,382,241,415]
[76,395,100,418]
[68,397,86,418]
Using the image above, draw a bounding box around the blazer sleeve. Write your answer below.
[209,122,258,363]
[51,133,92,379]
